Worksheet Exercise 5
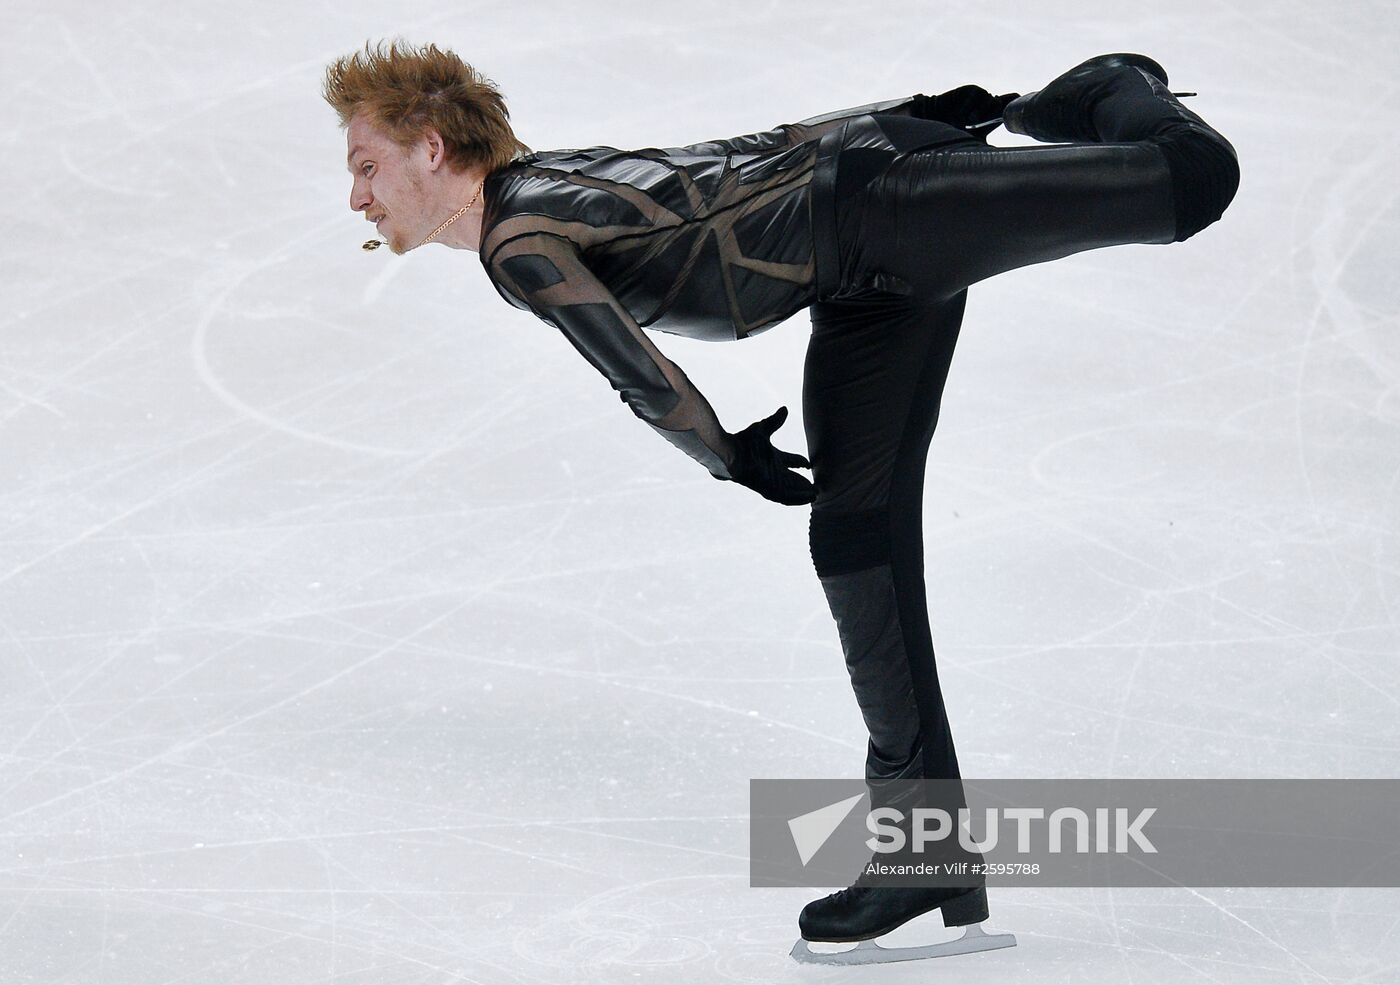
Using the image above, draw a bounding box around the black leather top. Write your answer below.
[475,95,979,479]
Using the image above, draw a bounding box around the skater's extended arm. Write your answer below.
[660,85,1018,157]
[485,231,739,478]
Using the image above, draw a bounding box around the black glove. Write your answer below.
[910,84,1021,140]
[715,406,816,506]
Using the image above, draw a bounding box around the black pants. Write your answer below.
[802,67,1238,790]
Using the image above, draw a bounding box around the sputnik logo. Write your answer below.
[787,793,866,865]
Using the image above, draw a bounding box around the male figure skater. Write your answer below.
[323,40,1239,961]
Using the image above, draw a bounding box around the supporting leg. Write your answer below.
[798,288,995,945]
[803,289,970,789]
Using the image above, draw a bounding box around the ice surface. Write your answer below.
[2,0,1398,982]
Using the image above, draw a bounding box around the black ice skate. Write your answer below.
[1002,52,1193,142]
[790,881,1017,965]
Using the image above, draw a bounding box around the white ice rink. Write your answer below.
[3,0,1398,981]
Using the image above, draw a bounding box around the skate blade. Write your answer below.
[789,923,1017,965]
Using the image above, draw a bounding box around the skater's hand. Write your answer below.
[716,406,816,506]
[913,84,1021,140]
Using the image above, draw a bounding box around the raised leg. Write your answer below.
[850,57,1239,300]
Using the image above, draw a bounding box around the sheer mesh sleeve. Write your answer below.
[660,94,925,157]
[486,231,740,479]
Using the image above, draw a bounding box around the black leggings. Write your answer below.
[802,67,1239,788]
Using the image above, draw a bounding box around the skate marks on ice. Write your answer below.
[790,922,1017,966]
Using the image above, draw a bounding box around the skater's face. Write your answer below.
[346,113,439,255]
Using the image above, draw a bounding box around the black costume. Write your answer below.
[477,59,1238,914]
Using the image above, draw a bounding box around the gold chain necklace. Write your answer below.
[362,177,486,252]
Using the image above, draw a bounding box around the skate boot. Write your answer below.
[798,881,988,942]
[791,873,1017,965]
[1002,52,1169,142]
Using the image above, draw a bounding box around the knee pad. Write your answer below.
[809,507,891,577]
[1149,122,1241,242]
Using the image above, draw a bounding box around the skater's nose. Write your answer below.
[350,177,373,213]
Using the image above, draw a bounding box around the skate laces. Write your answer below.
[830,884,874,905]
